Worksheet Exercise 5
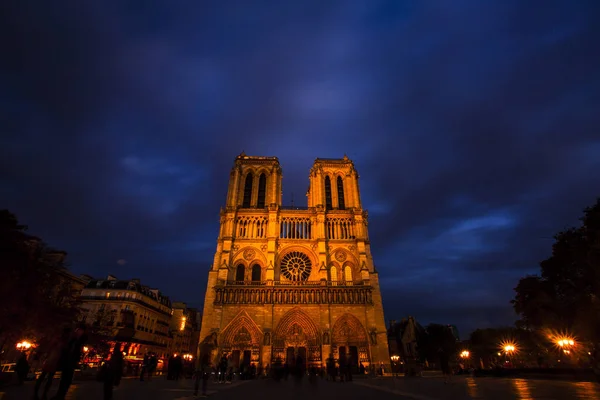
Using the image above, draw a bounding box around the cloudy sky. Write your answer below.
[2,0,599,338]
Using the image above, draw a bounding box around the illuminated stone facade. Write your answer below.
[80,276,172,358]
[198,153,390,370]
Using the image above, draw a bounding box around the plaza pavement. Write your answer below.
[355,374,600,400]
[2,374,600,400]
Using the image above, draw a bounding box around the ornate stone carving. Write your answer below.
[260,244,267,252]
[335,251,346,262]
[323,331,330,345]
[232,245,240,252]
[370,329,378,345]
[264,332,271,345]
[332,314,369,347]
[311,243,318,251]
[348,245,356,251]
[243,248,256,260]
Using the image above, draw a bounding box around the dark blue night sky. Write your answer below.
[2,1,599,337]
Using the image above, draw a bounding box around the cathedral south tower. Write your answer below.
[198,153,390,371]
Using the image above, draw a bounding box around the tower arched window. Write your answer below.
[330,266,338,283]
[235,264,245,282]
[344,266,352,283]
[251,264,261,282]
[257,173,267,208]
[325,176,332,210]
[242,173,253,208]
[337,176,345,210]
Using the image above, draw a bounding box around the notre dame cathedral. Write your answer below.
[198,153,390,371]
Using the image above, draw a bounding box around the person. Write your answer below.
[438,348,452,384]
[140,353,150,381]
[34,328,71,400]
[147,353,158,380]
[102,344,124,400]
[194,358,211,398]
[51,323,88,400]
[218,354,227,383]
[15,352,29,385]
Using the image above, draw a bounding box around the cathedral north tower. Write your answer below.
[199,153,390,372]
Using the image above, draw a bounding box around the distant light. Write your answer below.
[16,341,33,350]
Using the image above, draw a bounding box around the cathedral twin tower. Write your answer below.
[199,153,390,370]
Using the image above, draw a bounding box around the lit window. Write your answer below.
[330,266,338,282]
[344,266,352,282]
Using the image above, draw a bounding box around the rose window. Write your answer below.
[280,251,312,281]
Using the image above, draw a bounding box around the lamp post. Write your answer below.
[390,355,400,377]
[16,341,32,351]
[503,344,515,367]
[557,337,575,364]
[16,340,34,362]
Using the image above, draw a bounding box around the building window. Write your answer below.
[344,266,352,282]
[325,176,332,210]
[242,173,253,208]
[280,252,312,282]
[257,173,267,208]
[251,264,261,282]
[330,266,338,282]
[236,264,245,281]
[337,176,345,210]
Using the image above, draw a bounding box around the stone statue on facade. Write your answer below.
[370,330,377,345]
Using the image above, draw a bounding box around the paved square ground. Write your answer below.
[2,374,600,399]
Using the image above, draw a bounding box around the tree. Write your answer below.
[469,327,545,367]
[417,324,458,363]
[512,198,600,345]
[0,210,80,354]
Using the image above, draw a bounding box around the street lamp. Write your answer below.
[390,355,400,377]
[16,341,32,351]
[460,350,470,359]
[503,343,516,367]
[556,337,576,361]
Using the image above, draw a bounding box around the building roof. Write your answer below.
[314,155,352,163]
[85,276,172,307]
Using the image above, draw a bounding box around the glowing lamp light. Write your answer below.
[390,355,400,362]
[180,316,187,331]
[460,350,470,359]
[83,346,89,353]
[16,341,32,350]
[504,345,515,353]
[557,338,575,347]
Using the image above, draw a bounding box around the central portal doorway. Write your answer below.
[339,346,359,372]
[231,350,252,369]
[285,347,307,369]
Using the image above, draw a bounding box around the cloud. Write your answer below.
[1,0,599,336]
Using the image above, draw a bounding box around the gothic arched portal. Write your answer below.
[219,311,263,367]
[331,313,370,368]
[272,308,321,367]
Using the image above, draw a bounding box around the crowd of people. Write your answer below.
[23,332,380,399]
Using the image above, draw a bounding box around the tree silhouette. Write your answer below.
[512,198,600,344]
[0,210,80,353]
